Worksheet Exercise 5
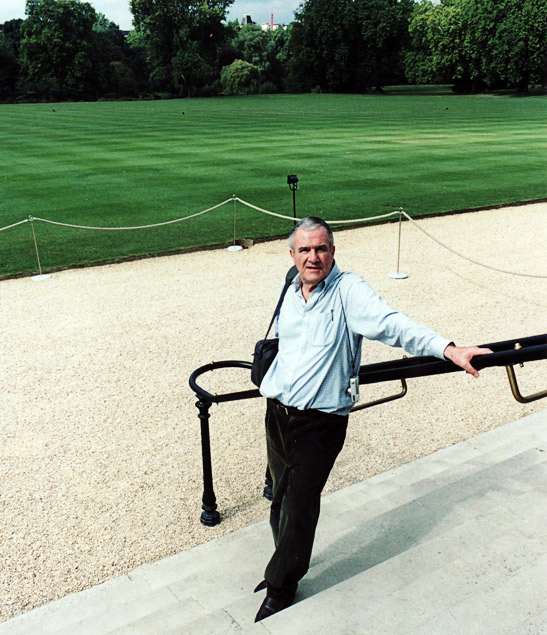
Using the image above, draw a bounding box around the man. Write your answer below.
[255,216,491,622]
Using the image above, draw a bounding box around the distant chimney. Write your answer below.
[271,13,274,32]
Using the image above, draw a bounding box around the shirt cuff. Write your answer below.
[431,336,454,360]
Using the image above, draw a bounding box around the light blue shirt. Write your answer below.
[259,263,451,415]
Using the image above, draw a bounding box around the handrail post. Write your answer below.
[196,397,221,526]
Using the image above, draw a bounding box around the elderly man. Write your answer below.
[254,216,491,622]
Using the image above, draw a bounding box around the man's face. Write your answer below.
[290,227,335,291]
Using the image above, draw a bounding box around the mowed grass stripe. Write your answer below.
[0,92,545,277]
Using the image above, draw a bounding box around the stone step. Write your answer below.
[255,488,547,633]
[0,409,544,634]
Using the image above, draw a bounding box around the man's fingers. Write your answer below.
[465,347,493,377]
[465,364,480,378]
[472,347,494,356]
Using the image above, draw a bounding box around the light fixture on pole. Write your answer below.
[287,175,298,225]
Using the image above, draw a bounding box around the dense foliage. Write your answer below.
[406,0,547,91]
[287,0,414,92]
[129,0,232,96]
[0,0,545,101]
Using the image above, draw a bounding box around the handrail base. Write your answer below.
[351,379,408,412]
[506,365,547,404]
[201,506,221,527]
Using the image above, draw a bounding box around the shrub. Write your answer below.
[220,60,259,95]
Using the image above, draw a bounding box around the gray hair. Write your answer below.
[288,216,334,250]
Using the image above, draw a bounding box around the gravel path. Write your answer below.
[1,203,546,621]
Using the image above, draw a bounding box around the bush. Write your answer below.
[258,81,278,94]
[220,60,259,95]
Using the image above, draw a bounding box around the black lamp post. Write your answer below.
[287,174,298,225]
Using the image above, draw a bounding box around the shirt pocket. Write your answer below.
[307,311,337,347]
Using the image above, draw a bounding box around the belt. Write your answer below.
[268,399,308,416]
[268,398,348,421]
[268,398,323,418]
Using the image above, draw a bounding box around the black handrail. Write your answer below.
[189,360,259,404]
[358,334,547,384]
[189,334,546,526]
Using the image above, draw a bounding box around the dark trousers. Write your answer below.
[264,399,348,602]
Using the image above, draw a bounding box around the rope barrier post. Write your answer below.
[28,216,51,281]
[388,209,408,280]
[197,397,221,526]
[227,195,243,252]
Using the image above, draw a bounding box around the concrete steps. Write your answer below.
[1,409,545,634]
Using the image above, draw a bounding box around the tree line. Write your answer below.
[1,0,545,102]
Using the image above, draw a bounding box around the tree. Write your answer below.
[93,13,140,96]
[288,0,413,93]
[19,0,102,99]
[288,0,357,92]
[0,19,23,99]
[126,29,155,94]
[130,0,233,96]
[406,0,547,91]
[488,0,547,90]
[220,59,259,94]
[355,0,414,91]
[229,23,288,92]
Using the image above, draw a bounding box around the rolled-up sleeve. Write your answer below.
[343,276,451,360]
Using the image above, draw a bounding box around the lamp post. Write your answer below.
[287,174,298,225]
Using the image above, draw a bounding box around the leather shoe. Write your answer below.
[255,596,292,622]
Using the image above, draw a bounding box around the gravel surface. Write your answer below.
[1,203,546,621]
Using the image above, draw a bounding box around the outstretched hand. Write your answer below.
[443,344,493,378]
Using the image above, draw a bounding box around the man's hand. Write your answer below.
[443,344,493,378]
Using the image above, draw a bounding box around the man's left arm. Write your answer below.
[443,344,493,378]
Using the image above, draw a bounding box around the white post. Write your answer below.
[29,216,51,280]
[227,195,243,252]
[388,209,408,279]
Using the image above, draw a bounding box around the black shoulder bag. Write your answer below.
[251,265,298,387]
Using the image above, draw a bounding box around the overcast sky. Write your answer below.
[0,0,303,30]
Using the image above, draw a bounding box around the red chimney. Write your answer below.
[271,12,274,32]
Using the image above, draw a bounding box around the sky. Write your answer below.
[0,0,303,30]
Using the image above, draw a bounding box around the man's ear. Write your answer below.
[289,248,296,263]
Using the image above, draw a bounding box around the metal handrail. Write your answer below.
[189,334,546,526]
[189,360,259,404]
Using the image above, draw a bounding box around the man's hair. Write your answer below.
[289,216,334,250]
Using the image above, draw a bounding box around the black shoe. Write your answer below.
[255,596,292,622]
[263,480,273,501]
[254,580,267,593]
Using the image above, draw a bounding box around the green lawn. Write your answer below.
[1,90,546,277]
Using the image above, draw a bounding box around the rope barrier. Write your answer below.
[399,211,547,279]
[0,219,29,232]
[0,198,545,279]
[235,197,401,224]
[232,198,301,221]
[235,198,545,278]
[27,199,233,231]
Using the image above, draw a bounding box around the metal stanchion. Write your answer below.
[29,217,51,281]
[227,195,243,252]
[388,209,408,279]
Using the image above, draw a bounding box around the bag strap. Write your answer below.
[338,286,362,376]
[263,265,298,340]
